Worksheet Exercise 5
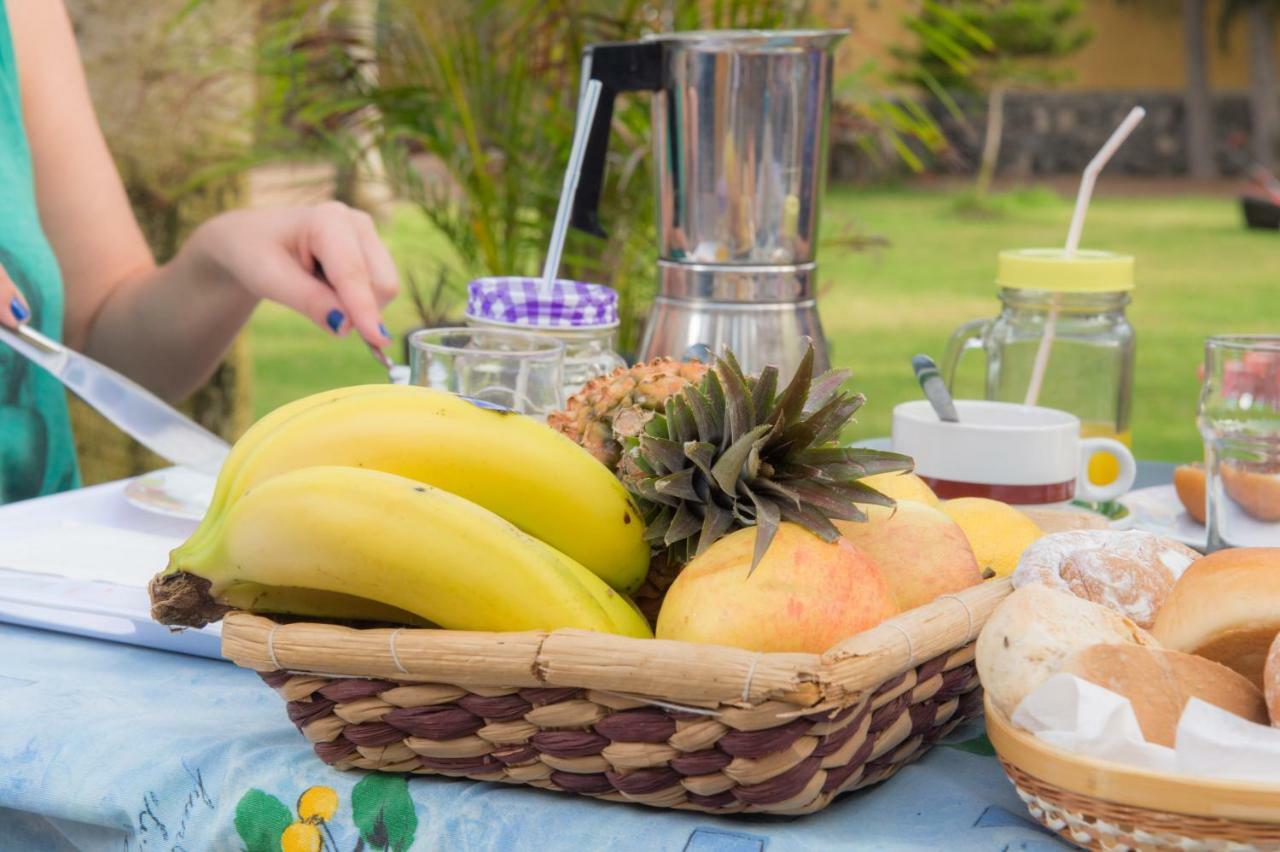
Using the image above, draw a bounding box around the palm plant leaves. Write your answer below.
[622,343,913,574]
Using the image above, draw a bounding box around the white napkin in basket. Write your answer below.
[1012,673,1280,785]
[1176,699,1280,783]
[1012,674,1176,773]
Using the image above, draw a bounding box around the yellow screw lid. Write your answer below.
[996,248,1134,292]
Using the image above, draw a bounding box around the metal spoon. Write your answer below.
[912,354,959,422]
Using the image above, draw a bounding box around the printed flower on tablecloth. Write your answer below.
[234,776,418,851]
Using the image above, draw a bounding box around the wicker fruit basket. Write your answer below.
[986,697,1280,850]
[220,579,1011,815]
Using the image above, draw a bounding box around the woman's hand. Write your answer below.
[0,264,32,330]
[185,202,400,348]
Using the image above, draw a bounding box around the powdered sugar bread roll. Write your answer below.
[1011,530,1199,628]
[1266,632,1280,726]
[976,584,1160,719]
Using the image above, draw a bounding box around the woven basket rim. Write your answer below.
[985,696,1280,823]
[221,579,1012,709]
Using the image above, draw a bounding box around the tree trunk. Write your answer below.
[347,0,392,215]
[1183,0,1217,178]
[66,0,255,483]
[1248,1,1280,171]
[975,85,1006,198]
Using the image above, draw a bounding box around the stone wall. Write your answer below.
[832,91,1258,180]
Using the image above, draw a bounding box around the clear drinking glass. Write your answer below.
[408,327,565,418]
[1198,334,1280,550]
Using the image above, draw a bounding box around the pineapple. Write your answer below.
[554,344,913,617]
[619,344,912,570]
[548,357,709,469]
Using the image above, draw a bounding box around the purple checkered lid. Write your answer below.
[465,277,618,328]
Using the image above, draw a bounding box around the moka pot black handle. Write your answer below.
[569,41,664,239]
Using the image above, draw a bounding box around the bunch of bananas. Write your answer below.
[149,385,653,638]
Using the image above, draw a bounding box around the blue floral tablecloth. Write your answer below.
[0,621,1068,851]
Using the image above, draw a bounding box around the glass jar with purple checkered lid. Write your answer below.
[465,277,627,399]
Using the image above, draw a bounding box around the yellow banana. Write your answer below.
[153,466,651,637]
[188,384,650,593]
[188,384,401,552]
[219,583,433,626]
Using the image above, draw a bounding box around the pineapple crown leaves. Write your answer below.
[621,343,914,574]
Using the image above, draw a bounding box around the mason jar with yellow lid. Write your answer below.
[939,249,1135,485]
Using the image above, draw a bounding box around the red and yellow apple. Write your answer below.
[836,500,983,611]
[655,523,898,654]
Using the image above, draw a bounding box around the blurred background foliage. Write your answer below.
[894,0,1092,202]
[246,0,970,350]
[72,0,976,479]
[65,0,256,483]
[59,0,1280,470]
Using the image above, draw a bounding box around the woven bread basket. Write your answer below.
[220,579,1011,815]
[986,697,1280,850]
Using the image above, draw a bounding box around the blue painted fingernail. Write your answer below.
[10,298,29,322]
[325,309,344,333]
[378,322,390,339]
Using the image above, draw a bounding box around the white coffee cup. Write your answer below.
[891,400,1136,505]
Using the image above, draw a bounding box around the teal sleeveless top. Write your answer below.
[0,4,80,501]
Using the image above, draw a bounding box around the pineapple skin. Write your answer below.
[548,358,709,469]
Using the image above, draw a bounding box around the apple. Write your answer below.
[655,523,898,654]
[836,500,983,611]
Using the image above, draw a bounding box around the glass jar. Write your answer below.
[1198,334,1280,550]
[940,249,1136,482]
[466,317,625,400]
[465,277,627,402]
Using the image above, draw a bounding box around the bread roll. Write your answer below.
[1221,464,1280,522]
[1012,530,1199,628]
[976,584,1159,719]
[1153,548,1280,687]
[1266,631,1280,726]
[1063,644,1269,746]
[1173,464,1207,525]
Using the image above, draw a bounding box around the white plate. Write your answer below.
[122,467,216,521]
[1121,483,1280,550]
[1120,484,1206,549]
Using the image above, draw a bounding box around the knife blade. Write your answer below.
[0,323,230,475]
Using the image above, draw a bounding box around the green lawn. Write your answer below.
[248,185,1280,463]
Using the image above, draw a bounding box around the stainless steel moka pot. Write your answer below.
[570,29,847,380]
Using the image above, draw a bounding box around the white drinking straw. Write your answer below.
[1024,106,1146,406]
[539,78,604,296]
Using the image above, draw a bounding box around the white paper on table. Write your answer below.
[0,520,180,588]
[1012,674,1280,785]
[0,480,220,659]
